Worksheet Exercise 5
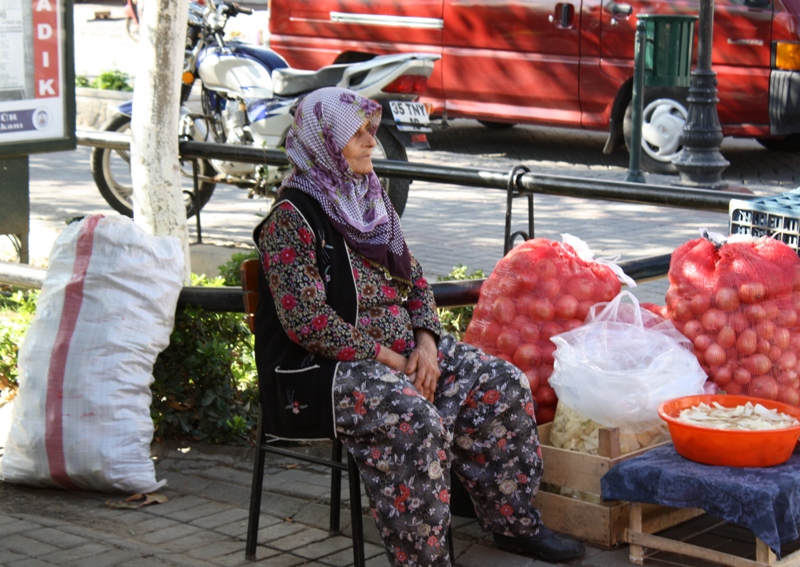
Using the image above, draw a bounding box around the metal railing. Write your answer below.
[0,254,670,310]
[51,130,755,311]
[77,130,750,213]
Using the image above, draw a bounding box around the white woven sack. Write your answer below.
[1,215,184,493]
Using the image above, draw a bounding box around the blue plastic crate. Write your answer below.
[729,188,800,255]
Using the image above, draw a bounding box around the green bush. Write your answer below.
[436,265,485,340]
[75,75,91,88]
[0,287,38,396]
[151,274,258,444]
[90,69,133,92]
[217,250,259,288]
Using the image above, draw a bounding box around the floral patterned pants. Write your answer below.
[333,335,544,567]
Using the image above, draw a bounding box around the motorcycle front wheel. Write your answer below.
[374,128,410,217]
[90,114,216,219]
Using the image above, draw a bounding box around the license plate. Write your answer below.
[389,101,431,132]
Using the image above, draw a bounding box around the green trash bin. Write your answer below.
[638,14,698,88]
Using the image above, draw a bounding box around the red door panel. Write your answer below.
[596,0,773,126]
[442,0,583,124]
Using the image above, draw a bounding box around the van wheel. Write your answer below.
[479,120,515,129]
[374,129,410,217]
[623,87,689,174]
[757,135,800,152]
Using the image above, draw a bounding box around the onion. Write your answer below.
[733,367,752,385]
[566,277,595,301]
[496,330,521,355]
[756,319,776,341]
[717,326,737,349]
[554,294,579,319]
[749,375,779,400]
[516,271,540,292]
[498,277,520,297]
[536,405,556,423]
[530,298,555,321]
[704,343,727,367]
[577,301,593,320]
[715,287,740,311]
[673,300,693,322]
[534,259,557,280]
[712,366,733,386]
[736,329,758,356]
[745,304,767,321]
[730,312,749,333]
[694,334,713,352]
[525,369,540,392]
[513,343,541,369]
[778,351,798,370]
[763,301,780,321]
[739,282,767,304]
[743,353,772,376]
[536,385,557,406]
[540,342,556,365]
[539,278,561,298]
[725,381,745,395]
[562,318,584,332]
[775,308,799,328]
[757,338,771,356]
[492,296,516,323]
[518,323,540,342]
[690,293,711,314]
[778,370,798,384]
[539,321,563,340]
[701,308,727,331]
[778,385,800,407]
[769,345,783,362]
[480,321,504,345]
[539,364,554,380]
[682,320,703,341]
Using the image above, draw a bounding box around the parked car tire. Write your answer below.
[91,113,216,219]
[756,134,800,152]
[623,87,689,174]
[374,128,411,217]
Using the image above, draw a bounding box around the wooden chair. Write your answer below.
[240,258,365,565]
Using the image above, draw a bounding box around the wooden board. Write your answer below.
[536,422,701,548]
[626,502,798,567]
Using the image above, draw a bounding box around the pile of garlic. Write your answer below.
[677,402,800,431]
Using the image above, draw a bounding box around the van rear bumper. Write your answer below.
[770,70,800,135]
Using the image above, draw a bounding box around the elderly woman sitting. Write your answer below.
[252,86,584,567]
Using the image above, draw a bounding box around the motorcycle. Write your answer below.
[91,0,439,218]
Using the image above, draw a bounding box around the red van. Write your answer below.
[267,0,800,173]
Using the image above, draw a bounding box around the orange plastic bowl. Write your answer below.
[658,394,800,468]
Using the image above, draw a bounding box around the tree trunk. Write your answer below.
[130,0,191,280]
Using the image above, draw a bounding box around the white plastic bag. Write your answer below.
[549,290,706,432]
[1,215,184,493]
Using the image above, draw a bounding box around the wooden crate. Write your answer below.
[536,422,704,549]
[627,502,800,567]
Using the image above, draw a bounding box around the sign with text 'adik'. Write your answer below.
[0,0,75,157]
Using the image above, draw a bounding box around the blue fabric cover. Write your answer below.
[600,444,800,557]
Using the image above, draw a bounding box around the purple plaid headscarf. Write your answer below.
[279,87,412,283]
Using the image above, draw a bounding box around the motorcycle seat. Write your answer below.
[272,65,349,97]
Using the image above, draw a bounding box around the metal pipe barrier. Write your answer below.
[77,131,753,213]
[0,254,670,311]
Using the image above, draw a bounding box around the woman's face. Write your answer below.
[342,120,377,175]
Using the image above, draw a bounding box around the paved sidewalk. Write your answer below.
[0,412,781,567]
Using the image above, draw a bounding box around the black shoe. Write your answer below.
[493,528,586,562]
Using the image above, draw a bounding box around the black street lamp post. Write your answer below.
[672,0,730,189]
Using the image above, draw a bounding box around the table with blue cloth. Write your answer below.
[601,444,800,566]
